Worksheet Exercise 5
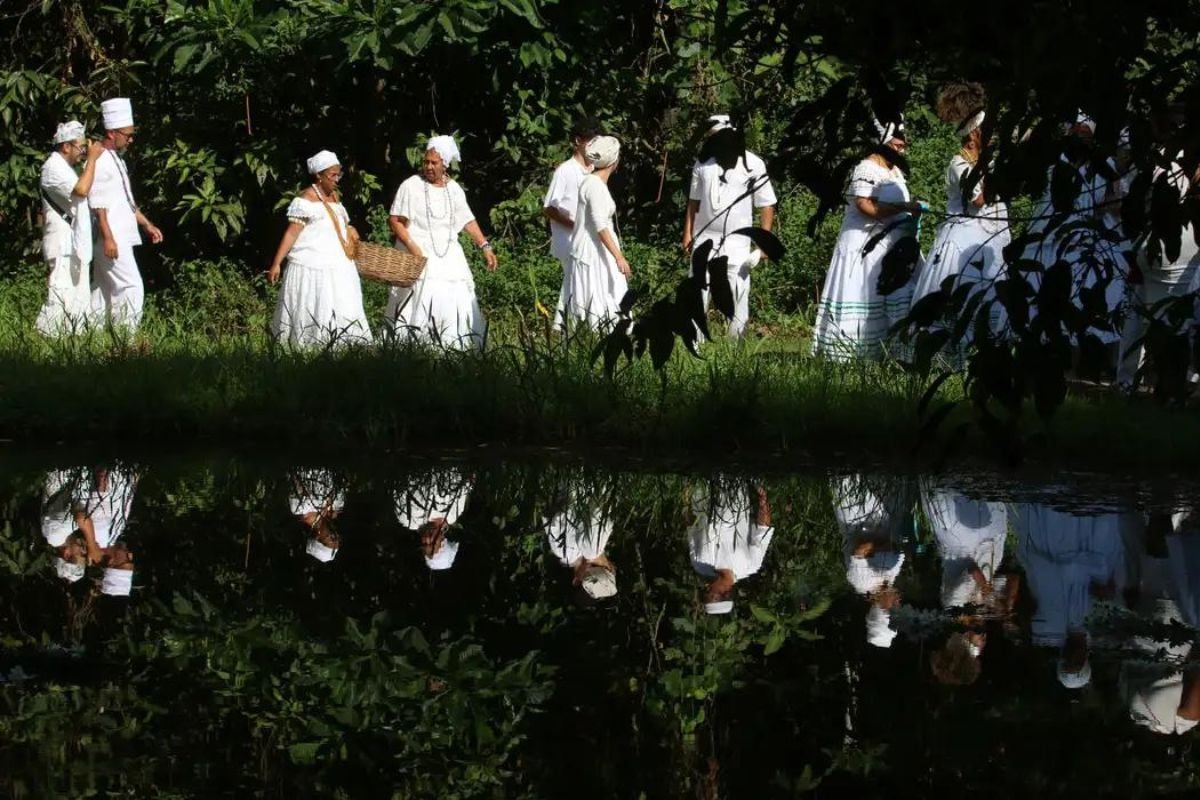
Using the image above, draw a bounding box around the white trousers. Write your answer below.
[92,246,144,331]
[1116,263,1198,386]
[37,254,93,336]
[701,266,752,339]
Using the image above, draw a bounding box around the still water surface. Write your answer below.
[2,456,1198,798]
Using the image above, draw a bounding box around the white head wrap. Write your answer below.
[101,98,134,131]
[426,135,461,166]
[1057,658,1092,689]
[101,567,134,597]
[306,150,339,175]
[1062,110,1097,136]
[956,110,985,138]
[704,600,734,615]
[581,564,618,600]
[53,120,86,145]
[584,135,621,169]
[706,114,734,137]
[873,116,906,145]
[54,557,85,583]
[865,605,898,648]
[41,516,74,548]
[425,538,460,571]
[306,538,338,563]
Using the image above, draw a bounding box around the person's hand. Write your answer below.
[616,254,631,277]
[86,140,105,161]
[267,263,281,284]
[484,248,498,272]
[144,223,164,244]
[405,243,425,260]
[102,237,119,259]
[682,233,693,253]
[348,225,361,243]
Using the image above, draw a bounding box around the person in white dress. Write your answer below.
[37,121,103,335]
[910,86,1010,355]
[80,465,139,596]
[687,480,774,615]
[386,135,498,349]
[267,150,372,348]
[682,115,778,338]
[288,468,345,562]
[394,469,472,571]
[544,117,600,322]
[544,484,618,604]
[812,117,925,361]
[556,135,631,330]
[42,468,89,584]
[89,98,164,331]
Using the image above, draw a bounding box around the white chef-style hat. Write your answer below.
[101,98,134,131]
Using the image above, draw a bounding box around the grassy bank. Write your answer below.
[3,257,1200,471]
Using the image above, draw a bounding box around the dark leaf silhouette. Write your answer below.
[917,370,955,418]
[730,226,787,262]
[707,256,735,319]
[691,240,714,284]
[861,217,907,257]
[1050,160,1082,214]
[675,276,709,343]
[878,236,919,296]
[618,288,639,315]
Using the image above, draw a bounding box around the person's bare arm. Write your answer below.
[389,215,425,259]
[755,486,772,527]
[543,206,573,228]
[72,142,104,197]
[758,204,775,233]
[267,222,304,283]
[463,219,498,271]
[135,209,163,244]
[683,199,699,252]
[854,196,922,220]
[597,229,630,277]
[95,209,119,259]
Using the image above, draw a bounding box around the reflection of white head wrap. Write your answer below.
[53,120,85,145]
[426,135,461,166]
[585,135,620,169]
[846,551,905,595]
[41,517,74,548]
[705,600,734,615]
[425,538,460,571]
[866,605,898,648]
[306,150,339,175]
[956,110,985,138]
[873,116,906,145]
[54,558,85,583]
[101,98,134,131]
[706,114,734,136]
[1057,658,1092,689]
[101,567,134,597]
[581,564,617,600]
[306,538,338,563]
[1062,110,1096,136]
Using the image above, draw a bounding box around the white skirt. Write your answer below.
[912,218,1010,342]
[36,254,93,336]
[554,237,627,332]
[272,257,372,348]
[388,246,485,350]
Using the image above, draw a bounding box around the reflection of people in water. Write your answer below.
[836,475,910,648]
[544,486,617,606]
[289,469,344,563]
[1118,510,1200,734]
[43,466,139,596]
[687,480,774,615]
[42,469,89,583]
[1014,502,1130,689]
[394,469,471,571]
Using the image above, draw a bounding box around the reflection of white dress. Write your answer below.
[386,175,485,349]
[393,470,470,530]
[835,476,908,595]
[545,503,613,566]
[272,196,372,348]
[555,175,627,331]
[288,469,346,517]
[922,487,1008,608]
[688,484,773,581]
[911,156,1010,341]
[41,469,85,545]
[813,158,919,361]
[81,468,137,549]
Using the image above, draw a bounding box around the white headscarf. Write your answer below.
[1062,110,1097,136]
[585,135,620,169]
[956,110,985,138]
[866,605,898,648]
[101,567,134,597]
[306,150,339,175]
[706,114,734,137]
[873,116,906,145]
[704,599,734,615]
[581,564,618,600]
[101,98,134,131]
[306,538,338,563]
[426,135,461,166]
[53,120,85,145]
[1057,658,1092,689]
[425,538,460,571]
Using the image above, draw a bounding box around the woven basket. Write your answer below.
[355,242,427,287]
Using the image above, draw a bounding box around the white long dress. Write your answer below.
[272,196,372,348]
[812,158,919,360]
[835,475,908,596]
[688,483,774,582]
[386,175,485,349]
[37,152,93,334]
[922,487,1008,609]
[689,151,778,338]
[81,467,137,550]
[555,175,628,331]
[394,469,471,571]
[911,156,1011,342]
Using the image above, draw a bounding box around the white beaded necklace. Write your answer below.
[423,177,456,258]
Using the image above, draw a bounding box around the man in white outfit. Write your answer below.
[688,482,774,614]
[682,114,777,338]
[544,116,602,308]
[38,121,103,335]
[90,97,163,330]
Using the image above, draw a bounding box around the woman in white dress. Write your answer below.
[267,150,372,348]
[555,135,631,331]
[911,86,1011,354]
[386,135,498,350]
[812,118,925,361]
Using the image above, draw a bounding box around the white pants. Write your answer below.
[92,246,144,331]
[1116,262,1198,386]
[37,254,92,336]
[701,265,752,339]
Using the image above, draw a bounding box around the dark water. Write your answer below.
[2,456,1199,798]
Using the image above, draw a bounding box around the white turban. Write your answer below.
[706,114,734,137]
[53,120,85,145]
[704,600,734,615]
[41,516,74,548]
[585,135,620,169]
[101,98,134,131]
[426,135,461,166]
[306,538,338,563]
[581,564,618,600]
[866,605,898,648]
[1062,110,1096,136]
[101,567,134,597]
[54,557,85,583]
[1057,658,1092,689]
[425,538,460,571]
[873,115,906,145]
[956,110,985,138]
[306,150,339,175]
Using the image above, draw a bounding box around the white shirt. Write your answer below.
[688,486,774,580]
[544,157,590,262]
[40,152,92,261]
[390,175,476,280]
[82,469,136,549]
[394,471,470,529]
[545,506,613,566]
[89,149,141,246]
[688,151,777,259]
